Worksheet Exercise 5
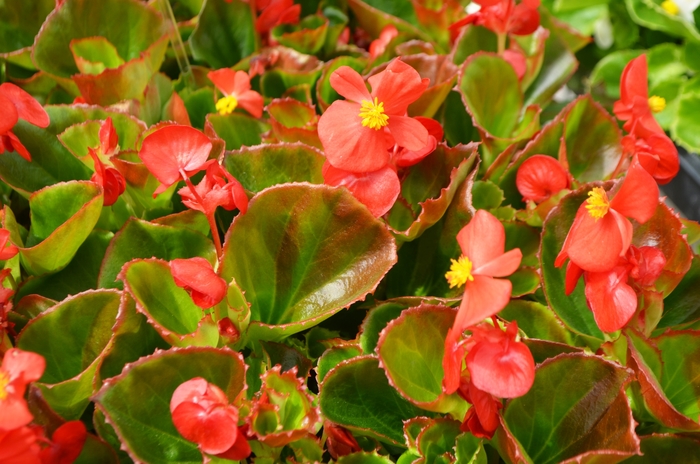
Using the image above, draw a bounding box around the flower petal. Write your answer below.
[208,68,239,96]
[467,336,535,398]
[318,101,390,173]
[0,91,19,135]
[369,59,429,115]
[387,115,430,152]
[322,162,400,217]
[454,275,512,332]
[0,83,49,128]
[516,155,570,203]
[456,210,506,270]
[442,327,465,395]
[584,267,637,333]
[2,348,45,384]
[172,402,239,455]
[236,90,264,119]
[609,160,659,224]
[473,248,522,277]
[563,203,625,273]
[329,66,371,103]
[170,257,227,309]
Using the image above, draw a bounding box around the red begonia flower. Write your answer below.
[325,422,362,460]
[555,161,659,273]
[622,133,679,185]
[98,117,118,157]
[139,125,212,196]
[613,55,666,139]
[89,148,125,207]
[447,210,522,332]
[322,162,400,217]
[170,258,227,309]
[457,379,502,439]
[516,155,570,203]
[369,25,398,58]
[583,265,637,333]
[391,117,442,168]
[627,245,666,287]
[0,229,18,261]
[0,83,50,162]
[256,0,301,35]
[170,378,250,460]
[449,0,540,37]
[0,425,41,464]
[38,421,87,464]
[465,321,535,398]
[178,162,248,218]
[0,348,46,431]
[318,59,430,173]
[208,69,264,118]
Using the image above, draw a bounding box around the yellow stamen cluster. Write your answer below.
[359,98,389,130]
[0,371,9,401]
[648,95,666,113]
[445,255,474,289]
[661,0,680,15]
[216,95,239,116]
[586,187,610,221]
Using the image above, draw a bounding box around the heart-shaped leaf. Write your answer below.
[658,256,700,328]
[16,289,122,419]
[317,344,363,382]
[94,346,247,463]
[319,355,427,446]
[205,113,268,150]
[219,183,397,341]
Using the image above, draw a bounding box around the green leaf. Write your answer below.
[589,49,644,100]
[624,435,700,463]
[98,218,216,290]
[625,0,700,41]
[261,340,313,378]
[359,302,406,354]
[319,356,427,446]
[540,185,605,340]
[189,0,257,68]
[271,15,329,55]
[70,36,126,75]
[0,0,55,54]
[94,347,247,464]
[223,143,325,193]
[416,419,462,463]
[377,304,464,412]
[260,57,324,99]
[316,345,363,382]
[337,452,395,464]
[121,259,218,347]
[219,184,397,341]
[561,95,622,182]
[17,290,122,419]
[499,300,574,345]
[401,55,458,119]
[499,353,638,464]
[672,86,700,153]
[74,433,119,464]
[33,0,165,78]
[205,113,268,150]
[347,0,428,41]
[16,182,103,276]
[659,256,700,328]
[455,433,486,464]
[316,56,367,111]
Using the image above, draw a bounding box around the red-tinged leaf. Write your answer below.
[94,347,247,463]
[219,184,397,342]
[205,113,268,150]
[260,341,313,378]
[498,353,639,464]
[632,203,692,297]
[414,418,462,463]
[347,0,429,44]
[522,339,584,365]
[271,15,329,55]
[319,355,427,446]
[388,143,478,242]
[16,290,121,419]
[32,0,165,78]
[267,98,322,148]
[377,304,466,412]
[259,49,324,99]
[316,344,363,383]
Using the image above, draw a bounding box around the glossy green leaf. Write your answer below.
[71,37,125,75]
[94,347,247,463]
[359,302,406,354]
[261,340,313,378]
[403,55,458,118]
[223,143,325,193]
[16,181,103,276]
[17,290,121,419]
[672,86,700,153]
[625,0,700,41]
[271,15,329,55]
[316,345,363,382]
[416,419,462,463]
[337,452,395,464]
[499,353,638,464]
[219,184,397,341]
[205,113,268,150]
[189,0,257,68]
[0,0,54,54]
[74,433,119,464]
[33,0,165,78]
[540,186,605,340]
[319,356,427,446]
[659,256,700,328]
[624,435,700,463]
[98,218,216,290]
[377,304,464,412]
[455,433,486,464]
[260,60,324,99]
[499,300,574,345]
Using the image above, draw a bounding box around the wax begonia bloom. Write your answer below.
[447,210,523,332]
[322,162,400,218]
[0,229,18,261]
[170,258,227,309]
[89,148,125,207]
[458,379,502,439]
[516,155,570,203]
[369,25,398,58]
[0,83,50,161]
[0,348,46,431]
[38,421,87,464]
[0,426,41,464]
[622,133,679,184]
[325,422,362,460]
[450,0,540,36]
[318,59,430,173]
[465,322,535,398]
[170,378,251,460]
[613,55,666,139]
[139,125,212,195]
[555,162,659,273]
[98,117,118,157]
[255,0,301,35]
[391,117,443,168]
[178,162,249,218]
[208,69,264,118]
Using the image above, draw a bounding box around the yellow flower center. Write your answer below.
[648,95,666,113]
[661,0,680,15]
[216,95,238,116]
[0,371,9,401]
[585,187,610,221]
[446,255,474,288]
[359,98,389,130]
